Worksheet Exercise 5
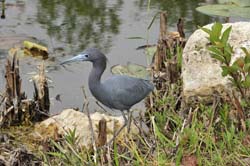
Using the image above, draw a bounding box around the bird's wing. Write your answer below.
[102,75,153,108]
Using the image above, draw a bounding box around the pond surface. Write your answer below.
[0,0,226,113]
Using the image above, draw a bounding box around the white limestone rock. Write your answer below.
[182,22,250,103]
[34,109,139,148]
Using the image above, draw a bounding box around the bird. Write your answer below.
[60,48,154,140]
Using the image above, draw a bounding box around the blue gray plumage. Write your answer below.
[61,48,154,111]
[61,48,154,140]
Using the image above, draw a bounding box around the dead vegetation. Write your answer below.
[146,12,185,115]
[0,127,43,166]
[0,52,49,127]
[0,51,50,165]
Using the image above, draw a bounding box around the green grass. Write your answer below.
[40,91,250,166]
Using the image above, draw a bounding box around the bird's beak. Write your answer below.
[60,53,88,65]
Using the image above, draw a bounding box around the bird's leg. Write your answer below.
[127,110,132,133]
[107,110,127,145]
[116,110,128,136]
[96,101,109,113]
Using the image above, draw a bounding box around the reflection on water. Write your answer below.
[37,0,123,53]
[136,0,213,34]
[0,0,216,113]
[35,0,213,54]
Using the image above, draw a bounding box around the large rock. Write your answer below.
[33,109,139,148]
[182,22,250,104]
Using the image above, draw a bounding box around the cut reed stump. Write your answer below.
[153,12,185,86]
[146,12,186,114]
[33,63,50,115]
[0,53,49,127]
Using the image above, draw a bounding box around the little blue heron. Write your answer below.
[61,48,154,139]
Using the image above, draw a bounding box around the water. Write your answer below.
[0,0,216,113]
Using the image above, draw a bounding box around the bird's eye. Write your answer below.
[85,54,89,58]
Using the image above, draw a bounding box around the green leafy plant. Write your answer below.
[201,22,250,100]
[64,128,79,146]
[43,128,89,166]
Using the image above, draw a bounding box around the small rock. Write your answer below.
[33,109,139,148]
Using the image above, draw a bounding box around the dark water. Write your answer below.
[0,0,216,113]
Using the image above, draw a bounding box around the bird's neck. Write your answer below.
[89,58,106,86]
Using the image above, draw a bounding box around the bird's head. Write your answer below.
[60,48,107,65]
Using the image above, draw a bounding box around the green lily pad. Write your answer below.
[196,4,250,18]
[231,7,250,18]
[111,62,150,79]
[218,0,250,7]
